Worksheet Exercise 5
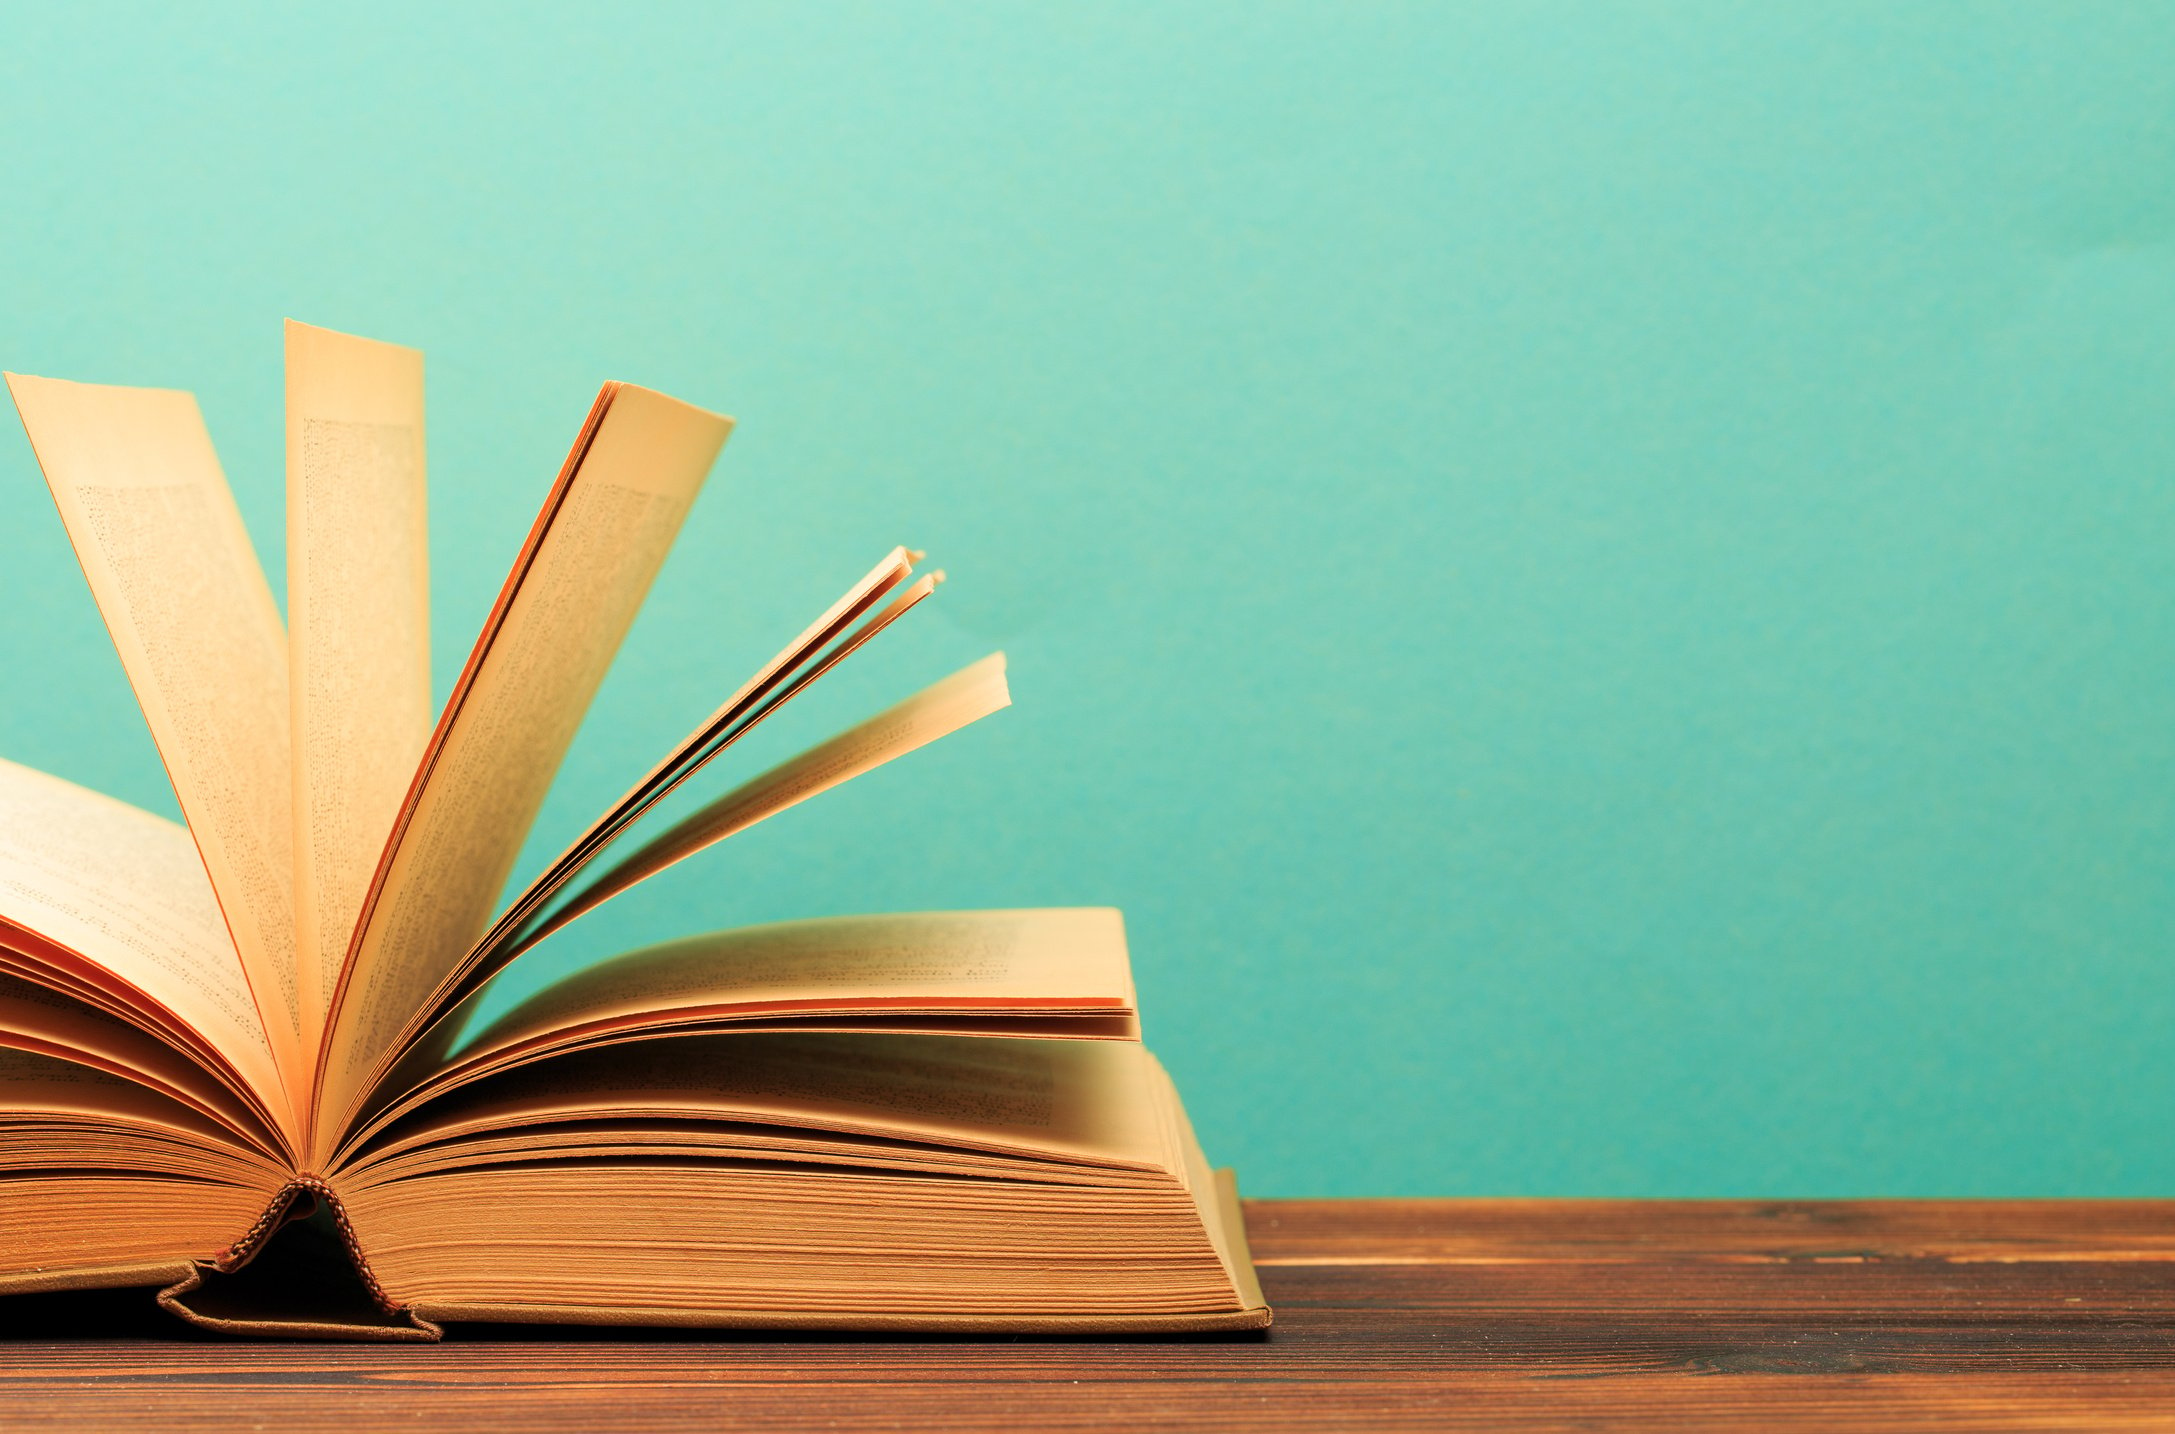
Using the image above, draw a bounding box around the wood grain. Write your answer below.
[6,1199,2175,1431]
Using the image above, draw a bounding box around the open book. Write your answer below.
[0,322,1267,1339]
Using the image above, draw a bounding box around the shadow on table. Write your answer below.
[0,1284,1269,1345]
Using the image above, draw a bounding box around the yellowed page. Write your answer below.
[0,1173,279,1288]
[0,970,283,1155]
[354,1033,1172,1174]
[318,383,732,1151]
[471,909,1134,1058]
[529,653,1010,945]
[0,1051,295,1214]
[348,908,1136,1140]
[0,1043,263,1149]
[0,757,285,1117]
[6,374,304,1103]
[286,320,430,1054]
[469,547,923,972]
[353,1113,1152,1186]
[417,564,950,1029]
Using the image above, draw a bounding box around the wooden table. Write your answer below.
[6,1199,2175,1430]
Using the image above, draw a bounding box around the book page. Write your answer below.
[0,756,285,1118]
[317,383,732,1150]
[6,374,304,1099]
[286,320,430,1053]
[421,557,946,1028]
[469,908,1133,1060]
[527,653,1012,948]
[0,969,284,1155]
[468,547,923,975]
[0,926,271,1080]
[0,1045,278,1163]
[364,1032,1172,1172]
[349,908,1136,1142]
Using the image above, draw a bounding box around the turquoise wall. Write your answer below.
[3,3,2173,1195]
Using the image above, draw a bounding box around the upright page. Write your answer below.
[7,374,305,1107]
[520,653,1014,948]
[285,321,430,1054]
[317,383,731,1150]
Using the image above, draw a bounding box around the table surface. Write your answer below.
[6,1198,2175,1431]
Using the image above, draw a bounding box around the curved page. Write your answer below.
[473,908,1134,1052]
[318,384,731,1153]
[346,1032,1174,1177]
[0,968,285,1157]
[286,320,430,1050]
[5,374,302,1094]
[463,547,923,985]
[350,909,1136,1145]
[528,654,1013,950]
[0,758,284,1121]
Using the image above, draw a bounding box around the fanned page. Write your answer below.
[340,559,1006,1113]
[5,374,306,1108]
[356,1033,1179,1180]
[0,757,288,1147]
[285,320,430,1056]
[317,383,732,1155]
[0,968,283,1157]
[344,909,1139,1157]
[415,571,985,1027]
[475,908,1136,1050]
[528,653,1012,946]
[464,546,931,985]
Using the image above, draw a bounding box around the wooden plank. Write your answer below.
[4,1199,2175,1432]
[1248,1198,2175,1261]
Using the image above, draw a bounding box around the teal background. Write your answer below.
[3,3,2173,1196]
